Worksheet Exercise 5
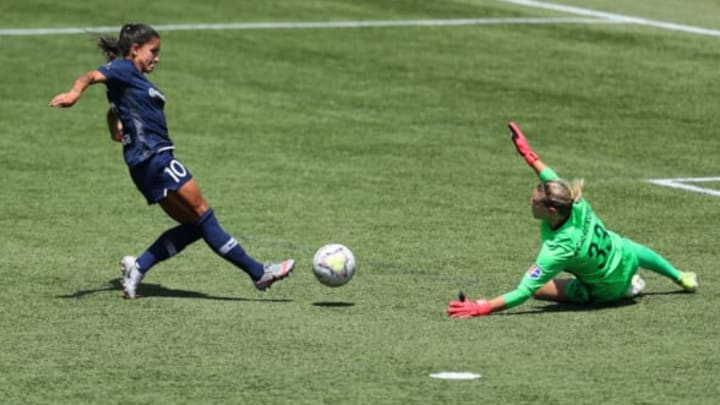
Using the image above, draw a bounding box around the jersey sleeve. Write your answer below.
[97,60,133,86]
[501,238,574,309]
[539,166,560,182]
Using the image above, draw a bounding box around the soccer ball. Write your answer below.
[312,243,356,287]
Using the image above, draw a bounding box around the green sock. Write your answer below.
[625,238,682,281]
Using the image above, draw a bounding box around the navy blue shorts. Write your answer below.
[129,151,193,204]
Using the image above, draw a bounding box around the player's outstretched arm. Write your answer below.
[49,70,107,108]
[508,121,546,176]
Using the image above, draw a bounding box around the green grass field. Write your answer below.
[2,1,719,403]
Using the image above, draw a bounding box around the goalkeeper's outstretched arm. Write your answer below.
[446,289,532,318]
[508,121,547,176]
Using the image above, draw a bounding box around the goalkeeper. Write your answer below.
[447,122,698,318]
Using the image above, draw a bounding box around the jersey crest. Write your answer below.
[527,265,542,280]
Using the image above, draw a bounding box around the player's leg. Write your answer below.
[161,177,294,290]
[623,238,697,292]
[121,224,202,298]
[160,178,263,278]
[533,278,585,302]
[136,224,202,270]
[122,153,203,298]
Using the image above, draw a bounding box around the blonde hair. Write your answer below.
[540,179,584,216]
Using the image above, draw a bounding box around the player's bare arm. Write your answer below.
[106,106,124,142]
[49,70,107,108]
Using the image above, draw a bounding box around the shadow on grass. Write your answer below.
[640,290,692,297]
[57,278,292,303]
[498,290,692,316]
[497,300,637,315]
[312,301,355,307]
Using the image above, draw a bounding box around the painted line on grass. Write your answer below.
[647,177,720,197]
[3,2,718,37]
[429,371,482,380]
[499,0,720,37]
[0,17,617,36]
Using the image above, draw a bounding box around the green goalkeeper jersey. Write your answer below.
[502,167,631,308]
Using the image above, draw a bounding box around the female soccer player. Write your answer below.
[447,122,698,318]
[49,24,294,298]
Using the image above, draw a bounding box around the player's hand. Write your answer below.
[447,298,492,318]
[49,90,80,108]
[107,108,125,142]
[508,121,539,165]
[110,130,124,143]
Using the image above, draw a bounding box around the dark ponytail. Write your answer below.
[97,23,159,62]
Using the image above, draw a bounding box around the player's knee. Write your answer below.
[533,280,561,300]
[193,201,210,217]
[564,279,592,303]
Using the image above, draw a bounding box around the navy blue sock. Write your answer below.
[195,208,264,280]
[136,224,201,274]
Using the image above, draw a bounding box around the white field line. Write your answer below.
[2,1,717,37]
[647,178,720,198]
[0,17,616,36]
[499,0,720,37]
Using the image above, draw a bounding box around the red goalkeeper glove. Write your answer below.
[447,298,492,318]
[508,121,539,165]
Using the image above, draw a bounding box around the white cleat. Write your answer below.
[120,256,144,299]
[625,273,646,298]
[255,259,295,291]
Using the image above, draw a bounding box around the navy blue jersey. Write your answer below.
[98,59,174,166]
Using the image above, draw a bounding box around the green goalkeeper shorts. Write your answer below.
[564,238,640,304]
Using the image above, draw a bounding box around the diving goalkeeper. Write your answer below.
[447,122,698,318]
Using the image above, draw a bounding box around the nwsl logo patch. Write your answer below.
[527,265,542,280]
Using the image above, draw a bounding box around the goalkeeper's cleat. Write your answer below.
[676,271,698,293]
[120,256,144,299]
[255,259,295,291]
[624,274,646,298]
